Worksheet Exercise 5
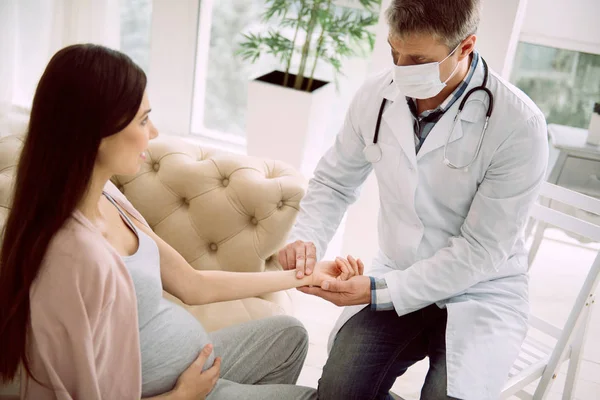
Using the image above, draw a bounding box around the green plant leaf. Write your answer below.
[263,0,290,21]
[237,0,381,81]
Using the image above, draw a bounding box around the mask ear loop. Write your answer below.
[443,58,462,84]
[442,41,463,63]
[441,41,465,84]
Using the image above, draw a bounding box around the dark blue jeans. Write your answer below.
[317,304,460,400]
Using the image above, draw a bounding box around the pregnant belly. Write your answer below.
[139,299,215,397]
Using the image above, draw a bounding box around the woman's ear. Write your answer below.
[97,136,108,156]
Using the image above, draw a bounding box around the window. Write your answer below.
[120,0,153,73]
[201,0,278,137]
[510,42,600,129]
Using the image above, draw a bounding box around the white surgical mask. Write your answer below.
[393,43,461,99]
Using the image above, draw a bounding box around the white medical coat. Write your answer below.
[289,60,549,399]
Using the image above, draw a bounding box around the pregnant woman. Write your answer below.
[0,44,363,400]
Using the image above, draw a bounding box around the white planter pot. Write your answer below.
[246,71,335,177]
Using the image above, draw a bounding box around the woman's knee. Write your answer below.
[269,315,309,349]
[271,314,307,332]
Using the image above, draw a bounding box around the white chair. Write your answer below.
[390,182,599,400]
[501,182,600,399]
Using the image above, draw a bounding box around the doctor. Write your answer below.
[279,0,549,399]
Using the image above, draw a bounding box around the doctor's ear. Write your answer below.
[457,35,477,61]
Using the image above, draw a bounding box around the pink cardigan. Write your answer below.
[21,182,147,399]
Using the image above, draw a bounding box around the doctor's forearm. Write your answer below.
[385,242,490,315]
[185,270,313,305]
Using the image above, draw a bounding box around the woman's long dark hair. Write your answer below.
[0,44,146,383]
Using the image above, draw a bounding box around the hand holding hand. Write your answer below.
[299,275,371,307]
[278,240,317,278]
[309,256,364,287]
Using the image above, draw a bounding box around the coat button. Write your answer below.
[210,243,218,251]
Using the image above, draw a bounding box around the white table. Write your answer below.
[528,124,600,264]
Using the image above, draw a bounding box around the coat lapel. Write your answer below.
[381,83,417,168]
[416,61,487,161]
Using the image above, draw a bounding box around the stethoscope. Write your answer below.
[363,58,494,170]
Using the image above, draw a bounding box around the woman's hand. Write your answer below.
[173,344,221,400]
[310,256,364,287]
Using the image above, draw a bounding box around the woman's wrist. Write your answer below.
[284,268,317,288]
[307,263,322,287]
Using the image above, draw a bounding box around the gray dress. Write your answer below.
[104,192,214,397]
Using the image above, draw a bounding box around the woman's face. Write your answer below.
[97,92,158,176]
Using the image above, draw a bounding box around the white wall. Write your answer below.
[369,0,393,75]
[476,0,528,78]
[521,0,600,54]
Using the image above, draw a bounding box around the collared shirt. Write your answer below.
[370,51,480,311]
[408,51,480,153]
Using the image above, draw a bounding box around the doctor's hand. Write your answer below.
[299,275,371,307]
[278,240,317,279]
[309,256,365,287]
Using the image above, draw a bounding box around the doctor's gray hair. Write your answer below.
[386,0,482,49]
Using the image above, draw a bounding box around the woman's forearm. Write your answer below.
[186,269,313,305]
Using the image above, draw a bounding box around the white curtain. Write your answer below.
[52,0,121,52]
[0,0,18,136]
[0,0,121,136]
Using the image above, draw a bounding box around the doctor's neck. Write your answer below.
[416,52,473,114]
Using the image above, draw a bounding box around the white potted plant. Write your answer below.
[237,0,380,176]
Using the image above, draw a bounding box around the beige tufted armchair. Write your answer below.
[0,134,307,397]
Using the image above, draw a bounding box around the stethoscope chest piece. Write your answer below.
[363,143,382,163]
